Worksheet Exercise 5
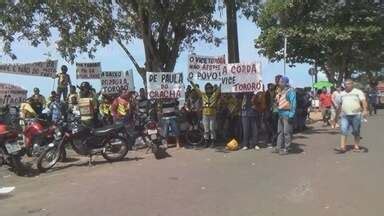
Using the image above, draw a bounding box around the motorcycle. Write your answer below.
[21,117,57,157]
[179,108,204,147]
[126,115,167,159]
[0,121,26,176]
[37,116,130,172]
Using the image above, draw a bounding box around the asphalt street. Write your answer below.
[1,111,383,216]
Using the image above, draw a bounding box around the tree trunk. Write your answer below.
[225,0,240,63]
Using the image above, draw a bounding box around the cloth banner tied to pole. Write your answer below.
[76,62,102,79]
[0,60,57,77]
[0,83,28,106]
[100,70,135,95]
[147,72,184,99]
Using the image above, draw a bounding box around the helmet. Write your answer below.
[33,87,40,93]
[61,65,68,72]
[80,82,91,91]
[226,139,239,151]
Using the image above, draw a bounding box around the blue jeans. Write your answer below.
[277,117,293,150]
[340,115,361,137]
[241,115,259,148]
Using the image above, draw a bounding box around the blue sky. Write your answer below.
[0,11,323,97]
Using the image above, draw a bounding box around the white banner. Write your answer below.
[76,62,102,79]
[221,62,263,93]
[0,83,28,106]
[100,70,135,95]
[0,60,57,77]
[147,72,184,99]
[187,54,226,81]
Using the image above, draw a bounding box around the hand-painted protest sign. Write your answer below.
[76,62,102,79]
[147,72,184,99]
[0,83,28,106]
[0,60,57,77]
[100,70,135,94]
[221,62,263,93]
[187,54,226,81]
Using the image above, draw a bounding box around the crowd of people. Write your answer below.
[1,64,379,155]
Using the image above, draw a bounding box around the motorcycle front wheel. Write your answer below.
[185,128,204,146]
[37,146,61,172]
[102,136,129,162]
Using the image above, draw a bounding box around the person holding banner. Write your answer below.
[272,76,297,155]
[55,65,72,101]
[190,81,221,148]
[159,99,181,149]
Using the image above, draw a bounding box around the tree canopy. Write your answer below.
[0,0,223,81]
[255,0,384,84]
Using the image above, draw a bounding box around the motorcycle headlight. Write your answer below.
[54,128,62,139]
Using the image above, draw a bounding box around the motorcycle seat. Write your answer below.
[92,124,124,136]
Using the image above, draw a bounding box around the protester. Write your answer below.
[190,81,221,148]
[269,75,283,147]
[184,89,202,127]
[240,92,260,150]
[55,65,71,101]
[254,90,270,146]
[78,82,97,126]
[31,87,46,115]
[272,76,296,155]
[225,93,241,142]
[111,90,132,125]
[335,79,368,153]
[99,95,113,125]
[19,98,38,120]
[136,88,151,124]
[47,91,57,108]
[67,85,79,103]
[159,98,181,149]
[68,93,80,116]
[48,94,65,123]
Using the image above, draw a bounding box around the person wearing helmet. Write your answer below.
[189,80,221,148]
[31,87,46,115]
[55,65,71,101]
[78,82,97,126]
[99,94,113,125]
[272,76,296,155]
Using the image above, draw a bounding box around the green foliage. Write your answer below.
[0,0,223,80]
[255,0,384,84]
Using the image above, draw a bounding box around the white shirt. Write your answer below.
[337,88,366,115]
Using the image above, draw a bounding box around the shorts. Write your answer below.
[161,117,180,137]
[340,115,361,137]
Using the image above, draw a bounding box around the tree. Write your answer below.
[253,0,384,85]
[0,0,223,82]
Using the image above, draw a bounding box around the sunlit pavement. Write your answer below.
[1,111,383,216]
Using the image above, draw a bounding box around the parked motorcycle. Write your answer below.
[37,116,130,172]
[0,121,26,176]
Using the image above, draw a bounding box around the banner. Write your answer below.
[147,72,184,99]
[0,60,57,77]
[221,62,263,93]
[100,70,135,94]
[187,54,226,81]
[76,62,101,79]
[0,83,28,106]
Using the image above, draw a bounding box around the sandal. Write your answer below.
[334,148,347,154]
[353,147,363,153]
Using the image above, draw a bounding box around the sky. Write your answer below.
[0,10,326,97]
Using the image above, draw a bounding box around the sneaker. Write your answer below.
[254,145,260,150]
[242,146,248,150]
[271,148,279,153]
[279,149,289,155]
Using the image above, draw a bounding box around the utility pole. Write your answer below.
[283,36,287,76]
[225,0,240,63]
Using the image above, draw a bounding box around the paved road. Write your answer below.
[1,111,383,216]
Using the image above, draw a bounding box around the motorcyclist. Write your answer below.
[78,82,97,126]
[99,94,113,125]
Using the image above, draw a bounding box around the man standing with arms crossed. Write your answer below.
[335,79,368,153]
